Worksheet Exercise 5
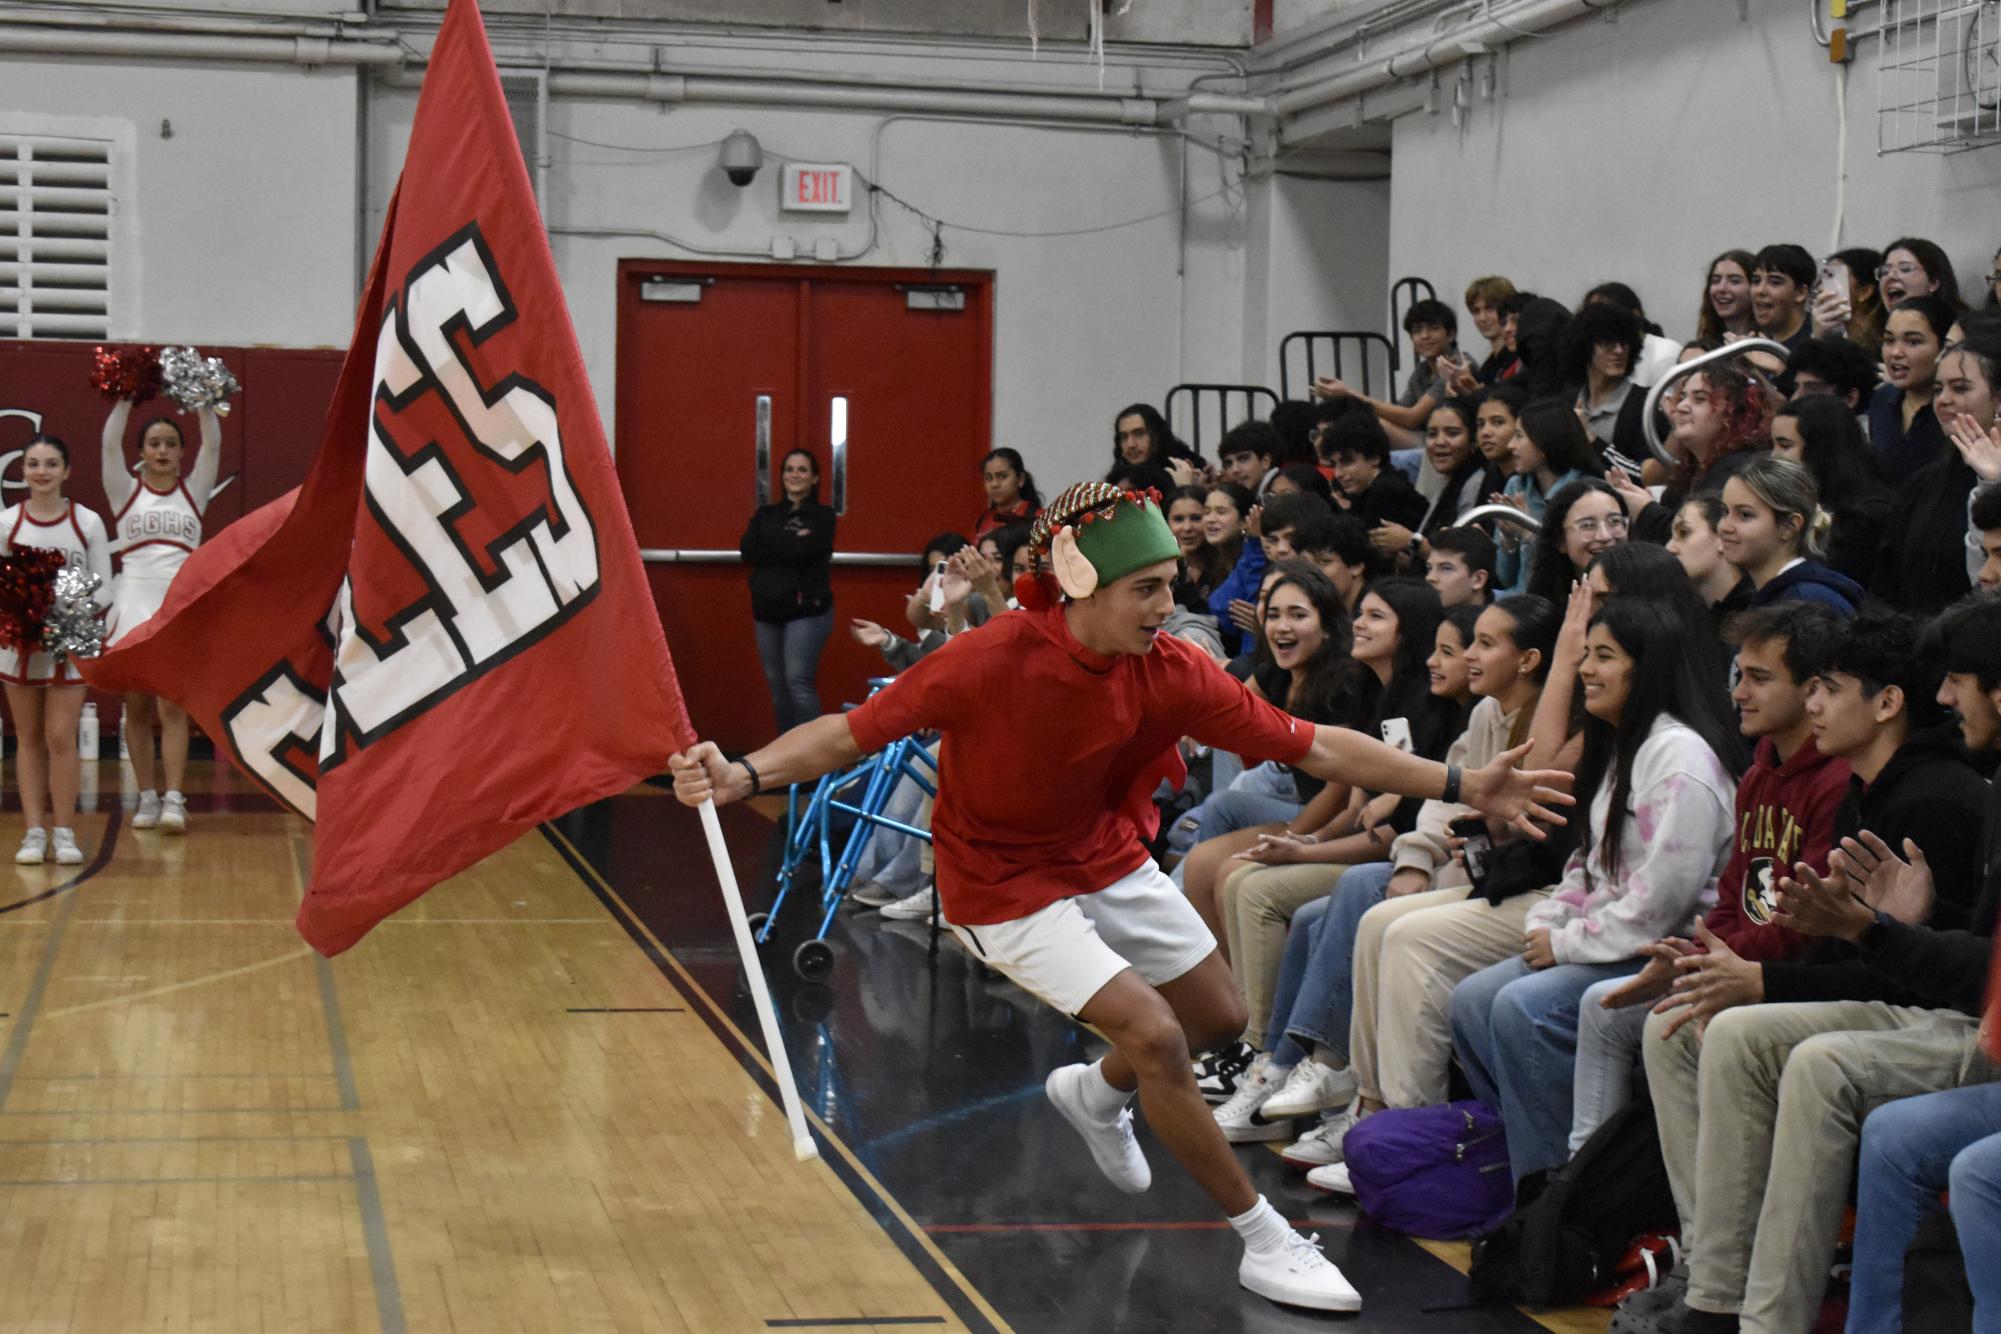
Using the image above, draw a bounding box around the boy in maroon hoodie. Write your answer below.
[1568,603,1847,1153]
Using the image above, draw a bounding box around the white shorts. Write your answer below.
[950,861,1218,1018]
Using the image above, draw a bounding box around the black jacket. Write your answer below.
[1823,493,1891,591]
[739,500,836,623]
[1762,726,1990,1005]
[1856,775,2001,1016]
[1874,452,1976,616]
[1346,466,1429,533]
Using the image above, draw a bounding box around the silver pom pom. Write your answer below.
[158,345,240,417]
[42,567,103,664]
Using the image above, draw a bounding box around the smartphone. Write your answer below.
[1449,815,1494,888]
[1380,717,1413,754]
[1818,258,1850,310]
[927,560,948,613]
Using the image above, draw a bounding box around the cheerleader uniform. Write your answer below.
[101,402,219,647]
[0,501,112,685]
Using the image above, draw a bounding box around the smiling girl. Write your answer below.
[0,434,112,866]
[1696,249,1757,343]
[1717,458,1861,614]
[1869,295,1956,484]
[101,396,221,833]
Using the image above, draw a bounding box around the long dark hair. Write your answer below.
[778,447,821,504]
[1882,236,1965,310]
[1360,575,1446,740]
[1264,563,1358,725]
[1486,593,1562,749]
[1697,248,1757,343]
[1526,477,1623,604]
[1111,402,1187,469]
[981,447,1042,511]
[1773,395,1889,511]
[1574,599,1748,885]
[1205,481,1256,572]
[1591,541,1719,665]
[1516,398,1607,482]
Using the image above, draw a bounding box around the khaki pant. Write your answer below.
[1348,886,1544,1108]
[1643,1000,1987,1333]
[1217,861,1352,1049]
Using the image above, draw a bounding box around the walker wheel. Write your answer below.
[747,912,772,946]
[792,938,835,983]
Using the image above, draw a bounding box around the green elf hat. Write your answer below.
[1015,482,1182,610]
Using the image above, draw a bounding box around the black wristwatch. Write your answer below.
[1856,910,1890,953]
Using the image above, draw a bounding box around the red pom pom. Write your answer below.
[88,345,161,403]
[1014,570,1058,611]
[0,549,64,653]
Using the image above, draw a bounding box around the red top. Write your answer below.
[847,604,1315,925]
[972,499,1036,541]
[1706,734,1850,961]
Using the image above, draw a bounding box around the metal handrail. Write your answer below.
[640,549,921,567]
[1454,502,1540,537]
[1639,338,1791,467]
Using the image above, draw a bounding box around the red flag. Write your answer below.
[84,0,694,954]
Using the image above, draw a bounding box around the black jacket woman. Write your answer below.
[740,448,838,735]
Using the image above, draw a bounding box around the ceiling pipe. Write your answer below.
[0,23,402,67]
[547,69,1162,124]
[1156,91,1277,120]
[1273,0,1605,120]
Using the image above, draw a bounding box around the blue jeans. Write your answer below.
[1264,862,1392,1067]
[1167,763,1296,857]
[1849,1080,2001,1333]
[1570,975,1652,1153]
[1450,953,1643,1183]
[754,610,833,735]
[1167,786,1303,888]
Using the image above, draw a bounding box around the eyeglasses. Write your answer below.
[1567,514,1630,537]
[1987,273,2001,286]
[1876,262,1924,280]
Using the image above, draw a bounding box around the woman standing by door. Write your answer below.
[741,449,837,737]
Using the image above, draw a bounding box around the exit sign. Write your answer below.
[780,163,853,213]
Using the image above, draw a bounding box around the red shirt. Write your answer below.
[846,604,1315,925]
[973,500,1036,540]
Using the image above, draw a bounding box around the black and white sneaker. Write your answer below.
[1193,1040,1257,1104]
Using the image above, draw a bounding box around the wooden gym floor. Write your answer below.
[0,760,1603,1332]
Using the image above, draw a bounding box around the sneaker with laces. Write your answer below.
[1610,1267,1690,1331]
[880,885,937,921]
[131,790,161,830]
[1044,1063,1150,1194]
[1238,1230,1363,1312]
[158,791,187,835]
[1194,1040,1256,1104]
[50,828,83,866]
[1259,1059,1357,1121]
[1304,1160,1355,1196]
[14,828,46,865]
[1214,1055,1293,1143]
[846,879,902,908]
[1280,1102,1370,1170]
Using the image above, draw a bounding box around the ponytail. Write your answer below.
[1735,455,1826,560]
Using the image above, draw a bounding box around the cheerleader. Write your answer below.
[100,399,219,834]
[0,435,112,866]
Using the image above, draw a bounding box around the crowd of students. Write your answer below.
[750,236,2001,1332]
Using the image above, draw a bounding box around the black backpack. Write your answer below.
[1467,1100,1679,1308]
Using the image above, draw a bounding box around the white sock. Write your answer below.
[1227,1195,1294,1253]
[138,788,157,802]
[163,790,182,802]
[52,827,72,839]
[1078,1059,1132,1120]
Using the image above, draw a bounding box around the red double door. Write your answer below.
[615,262,994,754]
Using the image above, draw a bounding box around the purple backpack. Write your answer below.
[1343,1100,1513,1239]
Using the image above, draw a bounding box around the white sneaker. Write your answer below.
[158,791,186,835]
[1214,1055,1292,1143]
[1281,1103,1369,1170]
[50,828,83,866]
[1238,1230,1363,1312]
[1260,1060,1357,1121]
[131,790,161,830]
[1305,1160,1356,1197]
[880,885,937,921]
[14,828,45,865]
[1044,1063,1150,1194]
[846,879,901,908]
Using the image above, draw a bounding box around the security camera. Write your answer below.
[719,130,763,187]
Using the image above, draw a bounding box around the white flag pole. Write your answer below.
[696,797,818,1162]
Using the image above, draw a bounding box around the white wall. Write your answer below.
[1384,0,2001,342]
[365,84,1292,489]
[1244,173,1392,396]
[0,52,360,347]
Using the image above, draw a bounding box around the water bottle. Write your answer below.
[78,702,99,762]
